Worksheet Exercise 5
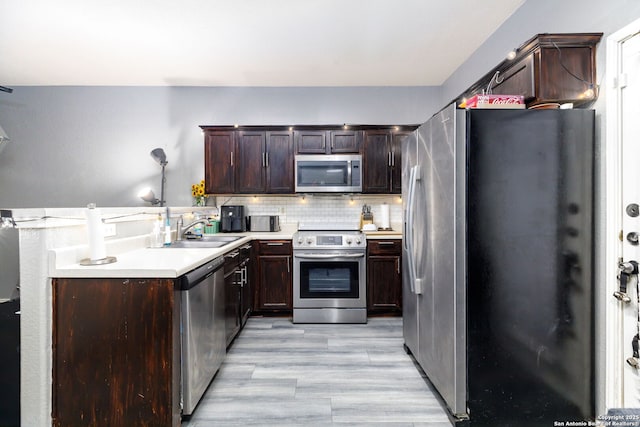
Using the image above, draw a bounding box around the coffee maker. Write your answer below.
[220,205,246,232]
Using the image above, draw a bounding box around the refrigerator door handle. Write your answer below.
[406,165,422,294]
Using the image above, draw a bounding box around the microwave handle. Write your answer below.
[347,160,352,186]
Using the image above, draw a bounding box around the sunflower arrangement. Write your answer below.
[191,180,208,206]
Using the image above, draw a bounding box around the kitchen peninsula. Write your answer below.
[16,202,401,426]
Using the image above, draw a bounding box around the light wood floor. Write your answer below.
[182,316,452,426]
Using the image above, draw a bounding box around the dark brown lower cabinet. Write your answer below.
[224,250,242,347]
[52,277,180,427]
[367,239,402,315]
[254,240,292,313]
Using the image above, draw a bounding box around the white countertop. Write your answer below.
[363,230,402,239]
[49,225,402,279]
[50,229,296,279]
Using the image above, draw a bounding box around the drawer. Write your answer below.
[367,239,402,255]
[224,249,241,273]
[257,240,292,255]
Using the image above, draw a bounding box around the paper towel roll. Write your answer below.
[85,204,106,261]
[380,204,390,229]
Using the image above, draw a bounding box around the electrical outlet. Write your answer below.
[103,223,116,237]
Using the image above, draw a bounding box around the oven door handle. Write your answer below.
[294,253,365,259]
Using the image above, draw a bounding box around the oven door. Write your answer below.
[293,251,366,309]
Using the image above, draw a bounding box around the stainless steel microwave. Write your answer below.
[295,154,362,193]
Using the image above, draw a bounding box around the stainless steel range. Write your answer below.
[293,223,367,324]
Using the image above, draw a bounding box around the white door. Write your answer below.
[606,20,640,410]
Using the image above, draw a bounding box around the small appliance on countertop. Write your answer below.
[220,205,246,232]
[247,215,280,232]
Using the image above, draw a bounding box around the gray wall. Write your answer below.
[0,86,440,208]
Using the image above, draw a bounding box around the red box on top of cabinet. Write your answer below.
[463,94,525,109]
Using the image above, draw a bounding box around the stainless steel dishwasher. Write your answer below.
[179,256,226,416]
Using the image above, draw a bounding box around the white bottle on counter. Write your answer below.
[150,215,163,248]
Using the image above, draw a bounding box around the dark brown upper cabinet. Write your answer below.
[236,131,266,193]
[204,130,235,194]
[461,33,602,107]
[203,125,417,195]
[204,129,294,194]
[295,129,361,154]
[363,129,410,194]
[265,131,295,193]
[236,130,294,194]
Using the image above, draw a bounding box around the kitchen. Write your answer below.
[2,0,640,426]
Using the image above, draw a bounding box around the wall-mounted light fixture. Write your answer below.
[139,148,168,206]
[137,187,160,205]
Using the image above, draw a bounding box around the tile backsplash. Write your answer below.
[209,195,403,230]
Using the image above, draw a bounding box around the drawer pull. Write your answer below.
[266,242,284,246]
[377,241,396,246]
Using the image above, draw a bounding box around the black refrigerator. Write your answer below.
[402,103,594,426]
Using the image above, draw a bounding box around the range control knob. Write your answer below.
[355,238,361,244]
[307,238,313,245]
[297,236,303,244]
[346,238,352,244]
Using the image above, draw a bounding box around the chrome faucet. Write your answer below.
[176,218,209,240]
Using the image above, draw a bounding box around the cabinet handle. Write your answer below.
[287,256,290,273]
[391,152,395,167]
[267,242,284,246]
[388,152,392,167]
[231,151,234,167]
[266,152,269,168]
[262,152,266,167]
[241,244,252,250]
[397,258,400,275]
[378,241,395,246]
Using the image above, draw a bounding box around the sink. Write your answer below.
[166,235,242,249]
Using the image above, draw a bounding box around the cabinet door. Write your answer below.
[391,132,410,194]
[204,131,235,194]
[240,245,253,326]
[330,130,361,153]
[236,131,266,193]
[225,269,241,346]
[492,53,535,100]
[537,46,596,102]
[367,255,402,313]
[295,130,327,154]
[258,255,292,311]
[362,130,391,193]
[52,278,177,427]
[266,131,294,193]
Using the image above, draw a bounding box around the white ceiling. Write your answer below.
[0,0,524,87]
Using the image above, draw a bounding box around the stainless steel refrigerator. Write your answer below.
[402,103,594,426]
